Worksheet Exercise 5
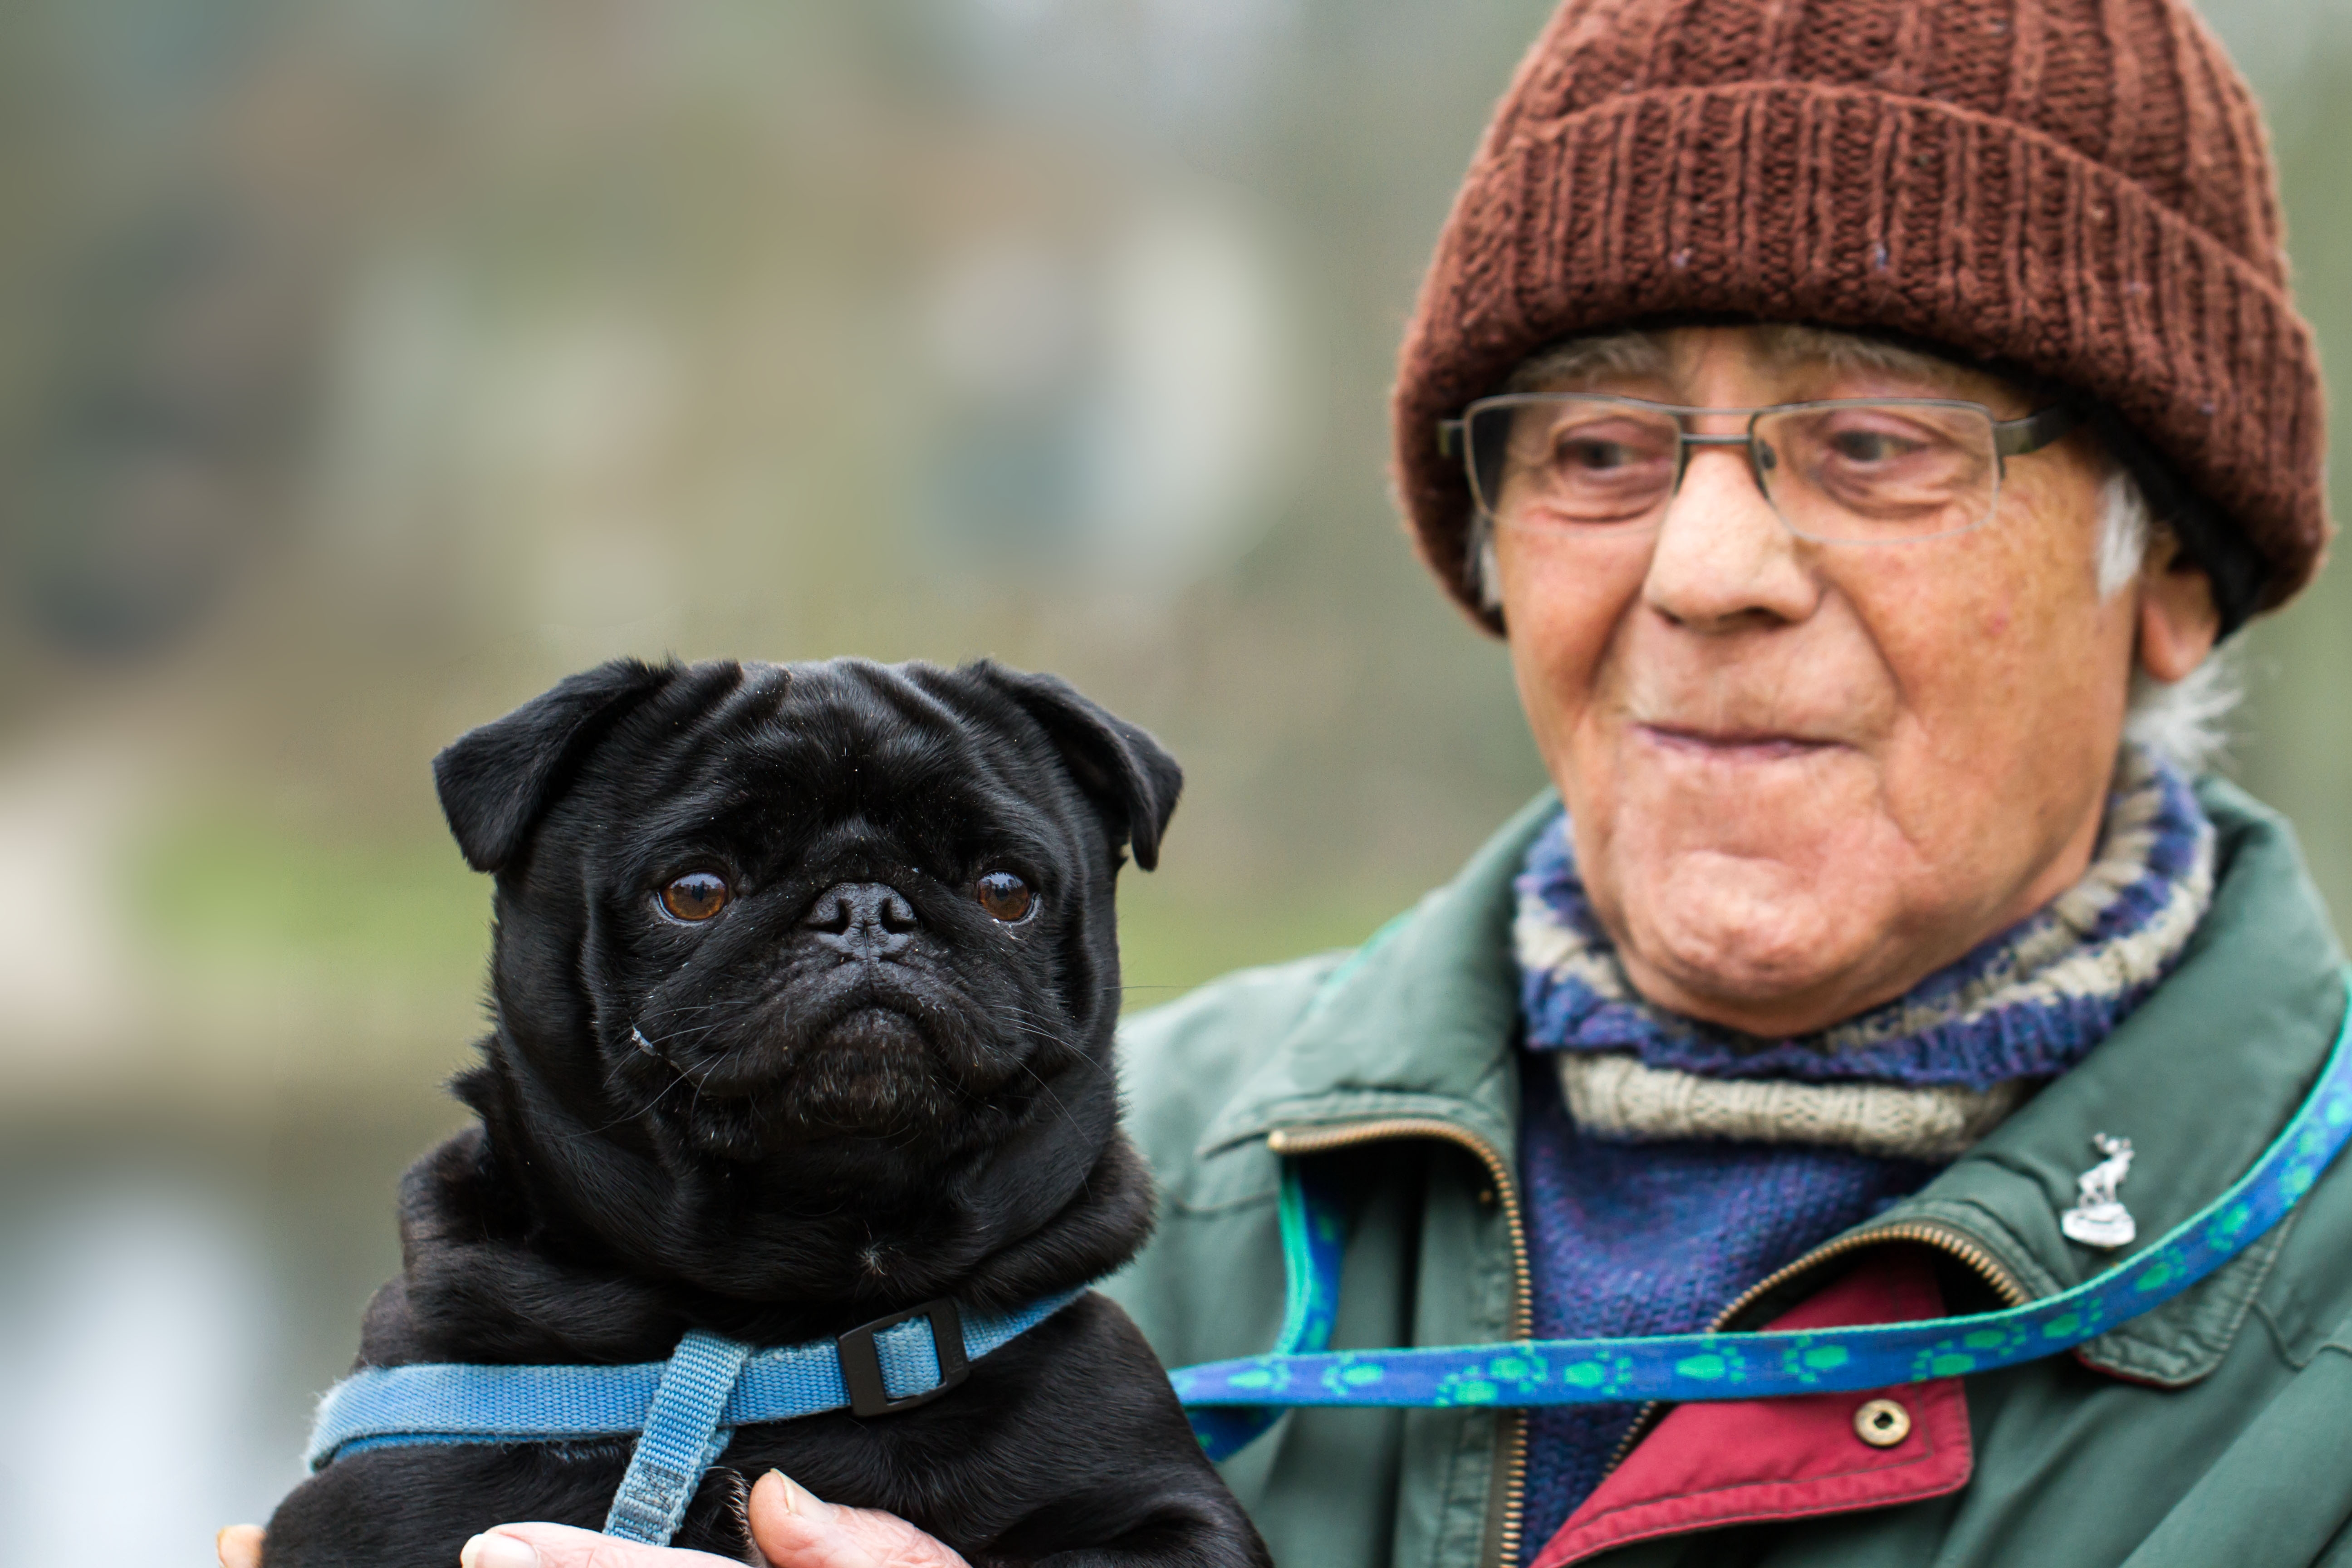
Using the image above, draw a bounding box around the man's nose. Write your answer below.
[1642,443,1821,631]
[804,882,921,959]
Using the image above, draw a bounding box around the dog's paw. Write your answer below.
[674,1465,760,1564]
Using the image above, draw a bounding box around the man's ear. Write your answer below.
[433,658,685,873]
[969,662,1183,871]
[2137,535,2222,683]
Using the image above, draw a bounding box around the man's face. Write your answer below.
[1492,324,2204,1036]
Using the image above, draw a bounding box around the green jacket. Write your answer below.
[1101,782,2352,1568]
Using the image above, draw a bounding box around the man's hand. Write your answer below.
[738,1472,970,1568]
[213,1472,970,1568]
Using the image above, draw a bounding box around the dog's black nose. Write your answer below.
[805,881,921,959]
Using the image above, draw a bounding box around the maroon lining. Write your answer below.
[1532,1251,1975,1568]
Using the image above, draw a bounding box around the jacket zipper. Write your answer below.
[1597,1217,2034,1478]
[1265,1118,1532,1568]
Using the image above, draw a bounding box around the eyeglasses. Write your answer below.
[1438,395,2078,544]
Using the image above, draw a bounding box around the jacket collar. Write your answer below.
[1196,780,2347,1380]
[1194,791,1556,1161]
[1835,779,2347,1382]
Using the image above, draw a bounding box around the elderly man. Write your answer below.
[227,0,2352,1564]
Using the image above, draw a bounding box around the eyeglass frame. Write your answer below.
[1436,394,2081,544]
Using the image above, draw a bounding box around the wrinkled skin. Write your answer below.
[257,657,1266,1568]
[227,1473,960,1568]
[1492,326,2221,1037]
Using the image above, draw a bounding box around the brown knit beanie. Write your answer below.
[1395,0,2328,632]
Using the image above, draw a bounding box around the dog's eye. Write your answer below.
[660,872,730,923]
[975,871,1034,924]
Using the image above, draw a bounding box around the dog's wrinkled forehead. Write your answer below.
[434,655,1181,884]
[632,661,1082,869]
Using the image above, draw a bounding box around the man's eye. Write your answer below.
[660,872,730,922]
[1561,437,1638,471]
[1828,430,1912,464]
[975,871,1035,923]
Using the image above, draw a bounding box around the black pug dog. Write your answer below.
[263,656,1269,1568]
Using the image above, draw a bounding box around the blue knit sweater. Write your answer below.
[1512,750,2215,1560]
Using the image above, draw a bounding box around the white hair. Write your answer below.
[1463,438,2238,774]
[2105,467,2240,774]
[2090,465,2240,774]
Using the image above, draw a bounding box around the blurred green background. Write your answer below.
[0,0,2344,1557]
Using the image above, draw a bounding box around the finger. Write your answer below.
[746,1474,880,1568]
[748,1473,971,1568]
[462,1521,742,1568]
[217,1524,265,1568]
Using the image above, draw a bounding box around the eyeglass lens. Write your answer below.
[1467,397,2002,543]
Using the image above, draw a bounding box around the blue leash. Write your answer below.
[1168,972,2352,1462]
[307,1289,1085,1544]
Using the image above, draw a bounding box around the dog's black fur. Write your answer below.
[263,656,1269,1568]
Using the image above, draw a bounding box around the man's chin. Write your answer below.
[1616,914,1931,1039]
[1599,856,1894,1036]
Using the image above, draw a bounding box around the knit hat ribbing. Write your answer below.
[1395,0,2329,631]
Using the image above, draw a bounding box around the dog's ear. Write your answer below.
[434,658,683,873]
[970,662,1183,871]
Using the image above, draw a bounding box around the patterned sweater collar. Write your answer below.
[1513,747,2216,1158]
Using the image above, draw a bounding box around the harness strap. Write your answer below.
[306,1287,1088,1545]
[1170,971,2352,1461]
[604,1330,748,1543]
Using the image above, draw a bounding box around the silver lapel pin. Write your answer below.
[2060,1132,2137,1249]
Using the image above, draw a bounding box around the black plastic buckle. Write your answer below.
[836,1298,969,1418]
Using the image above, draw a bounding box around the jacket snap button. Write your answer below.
[1853,1397,1911,1448]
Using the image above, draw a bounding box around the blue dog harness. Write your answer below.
[306,977,2352,1537]
[1174,972,2352,1460]
[307,1289,1084,1544]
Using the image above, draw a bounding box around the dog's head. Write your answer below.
[433,657,1178,1220]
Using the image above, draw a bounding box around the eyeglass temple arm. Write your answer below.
[1437,419,1465,459]
[1993,404,2079,459]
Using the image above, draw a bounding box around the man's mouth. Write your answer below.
[1634,722,1841,762]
